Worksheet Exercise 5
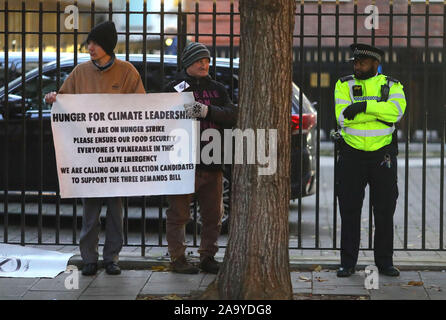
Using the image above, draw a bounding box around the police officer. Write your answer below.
[334,43,406,277]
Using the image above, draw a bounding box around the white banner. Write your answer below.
[0,244,74,278]
[51,93,197,198]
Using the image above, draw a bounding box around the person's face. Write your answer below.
[353,57,379,80]
[87,40,107,61]
[186,58,210,78]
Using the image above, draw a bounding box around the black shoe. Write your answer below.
[82,263,98,276]
[105,262,121,275]
[199,256,220,274]
[378,265,400,277]
[336,266,355,277]
[170,255,200,274]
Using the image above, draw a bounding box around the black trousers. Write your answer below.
[336,146,398,269]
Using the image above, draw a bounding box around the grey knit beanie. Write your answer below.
[181,42,211,70]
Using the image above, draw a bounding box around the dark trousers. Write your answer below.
[79,197,123,264]
[336,148,398,269]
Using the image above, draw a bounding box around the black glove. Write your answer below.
[343,102,366,120]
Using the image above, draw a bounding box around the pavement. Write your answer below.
[1,142,445,301]
[0,245,446,300]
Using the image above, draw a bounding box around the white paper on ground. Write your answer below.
[0,244,74,278]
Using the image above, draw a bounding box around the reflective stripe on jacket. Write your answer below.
[334,74,406,152]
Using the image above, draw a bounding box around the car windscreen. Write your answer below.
[0,67,39,95]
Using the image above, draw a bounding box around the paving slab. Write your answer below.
[416,275,446,299]
[313,285,369,296]
[0,296,22,300]
[92,269,152,280]
[0,278,39,297]
[140,282,198,296]
[290,272,312,289]
[292,288,313,294]
[22,290,82,300]
[0,278,39,286]
[369,286,429,300]
[378,271,422,286]
[0,286,34,297]
[422,279,446,287]
[418,279,446,288]
[78,295,136,300]
[89,276,148,289]
[141,272,205,295]
[30,272,94,291]
[419,271,446,280]
[146,271,205,284]
[81,286,142,297]
[199,273,216,287]
[312,271,365,287]
[80,270,149,297]
[58,246,79,253]
[424,286,446,300]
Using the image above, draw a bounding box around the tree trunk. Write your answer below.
[202,0,295,300]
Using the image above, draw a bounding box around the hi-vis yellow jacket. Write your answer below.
[334,74,406,151]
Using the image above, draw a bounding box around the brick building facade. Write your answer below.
[184,0,444,49]
[0,0,118,52]
[183,0,445,138]
[185,0,240,46]
[1,0,444,136]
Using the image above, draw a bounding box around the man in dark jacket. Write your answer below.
[164,42,237,274]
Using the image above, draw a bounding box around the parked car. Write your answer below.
[0,52,74,87]
[0,53,317,231]
[290,84,317,199]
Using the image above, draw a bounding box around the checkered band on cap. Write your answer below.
[354,49,381,62]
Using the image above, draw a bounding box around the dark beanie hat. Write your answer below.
[181,42,211,70]
[87,21,117,56]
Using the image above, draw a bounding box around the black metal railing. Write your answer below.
[0,0,445,255]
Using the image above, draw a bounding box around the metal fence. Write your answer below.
[0,0,445,255]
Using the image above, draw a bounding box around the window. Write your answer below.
[133,62,177,93]
[10,67,72,111]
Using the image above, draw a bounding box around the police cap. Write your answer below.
[349,43,384,63]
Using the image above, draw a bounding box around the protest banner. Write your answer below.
[51,93,197,198]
